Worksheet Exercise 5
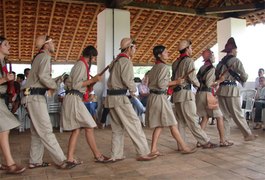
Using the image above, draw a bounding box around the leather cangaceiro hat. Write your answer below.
[221,37,237,53]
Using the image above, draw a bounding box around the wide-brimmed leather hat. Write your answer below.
[221,37,237,53]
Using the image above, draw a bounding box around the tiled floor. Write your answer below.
[1,122,265,180]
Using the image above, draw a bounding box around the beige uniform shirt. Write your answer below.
[216,56,248,97]
[23,50,57,90]
[196,63,222,117]
[0,60,7,94]
[105,56,136,108]
[171,56,200,102]
[146,63,177,128]
[65,61,87,93]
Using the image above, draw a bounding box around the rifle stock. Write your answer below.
[170,68,195,88]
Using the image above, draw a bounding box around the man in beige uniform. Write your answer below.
[215,37,257,141]
[23,35,73,169]
[105,38,156,162]
[172,40,217,148]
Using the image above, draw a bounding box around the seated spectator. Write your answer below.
[127,78,146,125]
[99,89,109,129]
[84,90,98,122]
[57,74,69,102]
[138,71,150,107]
[253,76,265,129]
[255,68,264,90]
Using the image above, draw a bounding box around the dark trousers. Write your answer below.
[254,101,265,122]
[100,107,110,124]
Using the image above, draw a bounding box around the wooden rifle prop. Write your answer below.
[170,68,195,89]
[88,56,120,88]
[7,61,16,103]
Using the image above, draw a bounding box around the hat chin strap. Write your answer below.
[44,38,52,44]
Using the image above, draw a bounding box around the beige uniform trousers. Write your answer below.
[27,95,66,165]
[109,103,150,159]
[174,101,210,145]
[218,96,252,139]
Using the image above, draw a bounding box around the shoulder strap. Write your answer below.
[172,56,187,80]
[197,65,213,85]
[31,51,44,66]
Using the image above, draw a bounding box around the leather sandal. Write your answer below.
[29,162,51,169]
[136,154,157,161]
[104,158,125,163]
[59,161,76,170]
[6,164,26,174]
[220,140,234,147]
[202,142,218,149]
[94,154,110,163]
[181,147,197,154]
[0,164,7,170]
[148,150,163,157]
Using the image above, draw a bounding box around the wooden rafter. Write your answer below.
[130,9,143,29]
[2,0,6,38]
[55,3,71,61]
[193,34,216,58]
[31,0,41,59]
[18,0,23,61]
[144,15,190,63]
[48,0,56,35]
[191,20,217,45]
[47,0,105,5]
[245,16,255,25]
[78,5,100,58]
[167,17,200,57]
[253,13,263,23]
[139,14,178,63]
[180,0,187,7]
[202,2,265,14]
[66,4,86,61]
[134,12,167,63]
[134,11,155,40]
[125,2,198,16]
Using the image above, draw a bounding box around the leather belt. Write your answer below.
[150,89,166,95]
[220,80,237,86]
[198,87,212,92]
[107,89,127,96]
[173,84,191,92]
[0,93,7,99]
[30,88,48,95]
[66,89,83,98]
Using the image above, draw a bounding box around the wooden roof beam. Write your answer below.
[144,16,190,63]
[124,2,220,18]
[199,2,265,15]
[2,0,7,38]
[193,35,216,58]
[48,0,56,35]
[55,3,71,61]
[167,17,200,57]
[78,5,101,58]
[134,13,166,64]
[191,20,217,45]
[31,0,41,59]
[66,4,86,60]
[46,0,105,5]
[134,11,155,40]
[139,14,178,63]
[130,9,142,29]
[19,0,23,61]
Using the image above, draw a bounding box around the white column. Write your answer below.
[217,18,247,61]
[94,8,130,117]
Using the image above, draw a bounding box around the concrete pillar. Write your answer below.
[94,9,130,120]
[217,18,247,61]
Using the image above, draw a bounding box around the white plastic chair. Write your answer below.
[240,89,257,125]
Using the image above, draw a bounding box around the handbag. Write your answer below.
[206,92,219,110]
